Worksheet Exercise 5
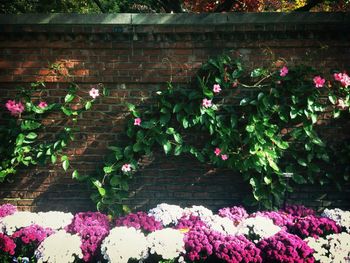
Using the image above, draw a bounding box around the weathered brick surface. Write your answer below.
[0,13,349,213]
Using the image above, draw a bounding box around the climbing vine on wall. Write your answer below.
[0,65,106,183]
[85,53,350,215]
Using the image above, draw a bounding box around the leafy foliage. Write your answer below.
[87,53,350,215]
[0,67,101,183]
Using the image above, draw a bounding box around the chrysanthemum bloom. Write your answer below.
[89,88,99,99]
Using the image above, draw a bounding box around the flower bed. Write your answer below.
[0,203,349,263]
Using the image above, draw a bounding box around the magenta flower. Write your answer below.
[221,154,228,160]
[38,101,48,109]
[313,76,325,88]
[115,211,163,233]
[202,98,212,108]
[175,215,207,230]
[213,84,221,93]
[134,118,141,126]
[279,66,288,77]
[121,163,131,173]
[214,148,221,156]
[12,224,53,245]
[218,206,248,225]
[0,204,17,218]
[281,204,316,217]
[257,231,314,263]
[89,88,99,99]
[5,100,24,116]
[0,233,16,256]
[66,212,110,262]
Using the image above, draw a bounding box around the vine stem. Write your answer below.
[239,73,273,88]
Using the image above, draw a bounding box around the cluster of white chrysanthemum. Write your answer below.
[35,230,83,263]
[321,208,350,232]
[202,214,238,235]
[305,232,350,263]
[101,226,149,263]
[0,212,39,234]
[183,205,213,218]
[0,211,73,234]
[147,228,185,260]
[236,216,281,242]
[148,203,184,226]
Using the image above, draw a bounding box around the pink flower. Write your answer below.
[221,154,228,160]
[202,98,212,108]
[213,84,221,93]
[313,76,325,88]
[89,88,99,99]
[5,100,24,116]
[134,118,141,126]
[337,98,347,109]
[279,66,288,77]
[232,81,238,88]
[121,164,131,173]
[38,101,48,109]
[334,72,350,88]
[214,148,221,156]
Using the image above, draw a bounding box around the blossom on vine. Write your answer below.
[279,66,289,77]
[313,76,325,88]
[134,118,141,126]
[89,88,99,99]
[334,72,350,87]
[121,164,131,173]
[337,98,347,109]
[38,101,48,109]
[5,100,24,116]
[202,98,212,108]
[213,84,221,93]
[214,148,221,156]
[221,154,228,160]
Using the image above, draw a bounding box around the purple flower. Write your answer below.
[66,212,110,262]
[218,206,248,225]
[12,224,53,245]
[281,204,316,218]
[287,215,341,239]
[0,204,17,218]
[184,227,214,261]
[175,215,207,230]
[115,211,163,233]
[257,231,315,263]
[0,233,16,255]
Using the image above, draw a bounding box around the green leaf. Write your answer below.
[110,176,120,187]
[292,174,307,184]
[267,158,279,171]
[173,133,183,144]
[133,142,143,152]
[62,159,69,171]
[174,145,182,155]
[72,170,79,179]
[173,103,182,113]
[328,94,337,105]
[333,109,341,118]
[51,154,57,164]
[85,101,92,110]
[311,113,317,124]
[246,125,255,133]
[26,132,37,140]
[64,93,75,103]
[103,166,114,174]
[240,98,249,106]
[21,120,41,131]
[61,106,72,116]
[163,141,172,154]
[264,176,272,185]
[297,159,307,167]
[250,68,266,78]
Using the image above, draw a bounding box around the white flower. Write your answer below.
[147,228,185,260]
[35,230,83,263]
[305,232,350,263]
[36,211,73,230]
[321,208,350,232]
[183,205,213,219]
[202,214,238,235]
[236,216,281,242]
[148,203,184,226]
[101,226,149,263]
[0,212,39,235]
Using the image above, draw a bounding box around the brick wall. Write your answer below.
[0,13,349,213]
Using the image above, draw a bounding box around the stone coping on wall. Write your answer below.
[0,13,349,34]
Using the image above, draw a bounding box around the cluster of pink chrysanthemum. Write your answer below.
[115,211,163,233]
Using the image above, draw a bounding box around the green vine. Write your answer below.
[0,64,106,182]
[89,54,350,215]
